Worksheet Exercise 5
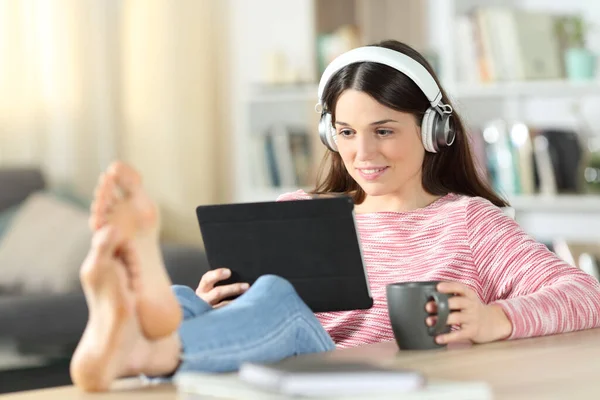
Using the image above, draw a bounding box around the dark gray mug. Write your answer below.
[386,281,451,350]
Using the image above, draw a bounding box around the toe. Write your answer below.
[93,173,106,196]
[108,161,142,194]
[80,226,122,286]
[101,174,118,206]
[91,173,119,231]
[92,225,123,258]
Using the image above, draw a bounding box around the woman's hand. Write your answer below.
[426,282,513,345]
[196,268,249,308]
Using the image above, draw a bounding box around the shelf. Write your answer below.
[245,79,600,104]
[508,194,600,212]
[245,189,600,212]
[508,194,600,243]
[451,80,600,99]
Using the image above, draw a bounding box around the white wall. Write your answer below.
[228,0,315,87]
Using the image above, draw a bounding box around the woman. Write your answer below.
[70,40,600,392]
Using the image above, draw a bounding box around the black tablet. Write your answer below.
[195,196,373,312]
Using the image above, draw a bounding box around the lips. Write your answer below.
[356,167,388,181]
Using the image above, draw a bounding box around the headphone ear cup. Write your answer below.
[421,108,437,153]
[318,112,338,152]
[436,112,455,149]
[422,108,455,153]
[329,125,338,152]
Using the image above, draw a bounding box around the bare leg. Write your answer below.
[89,161,181,339]
[70,226,182,392]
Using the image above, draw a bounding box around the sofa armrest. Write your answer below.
[0,244,208,352]
[0,292,87,348]
[0,168,46,212]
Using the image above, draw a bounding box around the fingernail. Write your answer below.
[241,283,249,290]
[436,336,444,344]
[223,269,231,277]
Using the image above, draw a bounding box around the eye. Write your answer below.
[376,129,394,137]
[338,129,354,137]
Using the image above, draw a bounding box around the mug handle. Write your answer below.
[428,292,450,336]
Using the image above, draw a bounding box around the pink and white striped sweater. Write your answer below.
[277,190,600,348]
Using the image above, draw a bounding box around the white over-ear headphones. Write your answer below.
[316,46,455,153]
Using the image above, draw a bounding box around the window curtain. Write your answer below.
[0,0,229,244]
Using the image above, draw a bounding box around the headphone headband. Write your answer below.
[317,46,443,110]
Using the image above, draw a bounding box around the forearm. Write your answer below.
[492,275,600,340]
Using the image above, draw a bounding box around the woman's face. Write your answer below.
[334,89,426,199]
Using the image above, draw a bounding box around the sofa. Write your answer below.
[0,167,209,392]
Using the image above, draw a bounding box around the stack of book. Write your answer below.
[252,123,314,189]
[175,358,492,399]
[469,121,585,197]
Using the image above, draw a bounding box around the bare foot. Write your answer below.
[70,227,181,392]
[89,161,182,340]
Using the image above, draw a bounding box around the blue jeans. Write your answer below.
[172,275,335,373]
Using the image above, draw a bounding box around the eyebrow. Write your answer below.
[335,119,399,126]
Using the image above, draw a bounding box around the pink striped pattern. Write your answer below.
[277,190,600,348]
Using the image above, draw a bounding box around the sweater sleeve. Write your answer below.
[465,197,600,339]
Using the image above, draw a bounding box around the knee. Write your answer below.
[253,275,296,297]
[172,284,197,301]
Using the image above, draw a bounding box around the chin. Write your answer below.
[357,182,394,197]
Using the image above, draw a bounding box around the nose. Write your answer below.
[355,133,377,161]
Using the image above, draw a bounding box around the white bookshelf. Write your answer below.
[428,0,600,242]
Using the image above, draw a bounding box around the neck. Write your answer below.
[355,189,442,214]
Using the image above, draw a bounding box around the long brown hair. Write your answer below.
[312,40,508,208]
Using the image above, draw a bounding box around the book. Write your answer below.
[483,120,519,195]
[271,123,297,187]
[510,122,535,195]
[532,134,558,196]
[537,129,584,193]
[174,370,493,400]
[238,358,424,397]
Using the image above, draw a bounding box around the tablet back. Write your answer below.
[195,196,372,312]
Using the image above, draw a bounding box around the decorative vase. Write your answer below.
[565,47,597,81]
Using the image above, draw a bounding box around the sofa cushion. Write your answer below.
[0,192,91,294]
